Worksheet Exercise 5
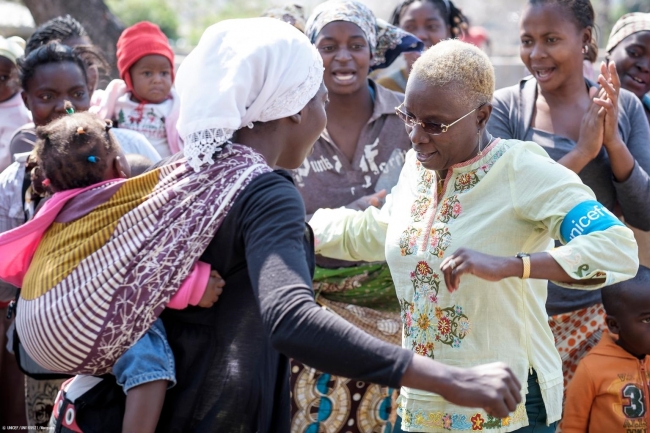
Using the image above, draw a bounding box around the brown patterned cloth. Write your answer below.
[2,144,269,376]
[606,12,650,52]
[318,298,401,346]
[548,303,607,390]
[25,377,64,427]
[261,4,307,32]
[290,361,398,433]
[289,282,402,432]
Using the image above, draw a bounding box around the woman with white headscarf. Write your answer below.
[30,18,521,433]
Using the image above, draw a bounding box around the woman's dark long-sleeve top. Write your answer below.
[155,170,412,433]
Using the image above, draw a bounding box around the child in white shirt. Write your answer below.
[0,36,30,171]
[91,22,180,158]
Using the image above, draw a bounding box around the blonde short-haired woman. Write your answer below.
[310,39,638,432]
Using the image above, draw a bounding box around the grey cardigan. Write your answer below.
[488,76,650,315]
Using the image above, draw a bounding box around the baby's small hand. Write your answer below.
[197,270,225,308]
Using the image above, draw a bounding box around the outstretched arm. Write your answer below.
[242,176,521,418]
[309,192,392,262]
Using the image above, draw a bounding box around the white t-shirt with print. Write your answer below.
[115,93,173,158]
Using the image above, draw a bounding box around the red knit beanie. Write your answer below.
[116,21,175,95]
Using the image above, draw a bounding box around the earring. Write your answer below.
[582,45,589,54]
[476,130,483,157]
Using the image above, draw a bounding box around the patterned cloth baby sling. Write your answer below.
[0,144,270,375]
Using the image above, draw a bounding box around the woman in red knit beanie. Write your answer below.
[91,21,182,158]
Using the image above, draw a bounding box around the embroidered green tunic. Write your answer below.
[310,139,639,432]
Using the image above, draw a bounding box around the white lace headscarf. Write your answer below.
[175,17,324,171]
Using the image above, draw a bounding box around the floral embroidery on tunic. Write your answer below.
[410,261,441,303]
[416,161,435,195]
[428,226,452,258]
[437,195,462,224]
[407,145,510,258]
[400,262,471,358]
[452,146,508,194]
[454,171,480,193]
[434,305,471,348]
[399,226,422,256]
[471,413,485,430]
[400,298,436,358]
[411,196,433,222]
[399,402,526,431]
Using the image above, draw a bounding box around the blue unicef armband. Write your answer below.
[560,201,623,243]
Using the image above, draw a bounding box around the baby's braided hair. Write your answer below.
[390,0,469,37]
[35,109,119,192]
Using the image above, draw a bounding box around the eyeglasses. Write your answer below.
[395,103,481,135]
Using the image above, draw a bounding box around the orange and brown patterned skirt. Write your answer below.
[548,303,607,390]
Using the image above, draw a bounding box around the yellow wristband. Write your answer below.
[521,256,531,279]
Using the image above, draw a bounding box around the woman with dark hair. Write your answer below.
[606,12,650,123]
[25,15,88,54]
[24,15,105,103]
[376,0,468,93]
[488,0,650,389]
[605,12,650,281]
[9,16,155,161]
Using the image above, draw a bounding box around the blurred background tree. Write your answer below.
[106,0,179,40]
[8,0,649,83]
[21,0,124,77]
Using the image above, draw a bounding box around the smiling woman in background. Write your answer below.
[605,13,650,275]
[290,1,421,431]
[376,0,468,93]
[607,13,650,124]
[488,0,650,389]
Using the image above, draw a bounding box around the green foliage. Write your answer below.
[107,0,180,40]
[186,1,267,45]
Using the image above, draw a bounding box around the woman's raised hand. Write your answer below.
[574,86,606,161]
[592,61,636,182]
[440,248,519,292]
[595,62,624,150]
[558,86,605,173]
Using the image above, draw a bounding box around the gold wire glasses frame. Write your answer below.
[394,103,480,135]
